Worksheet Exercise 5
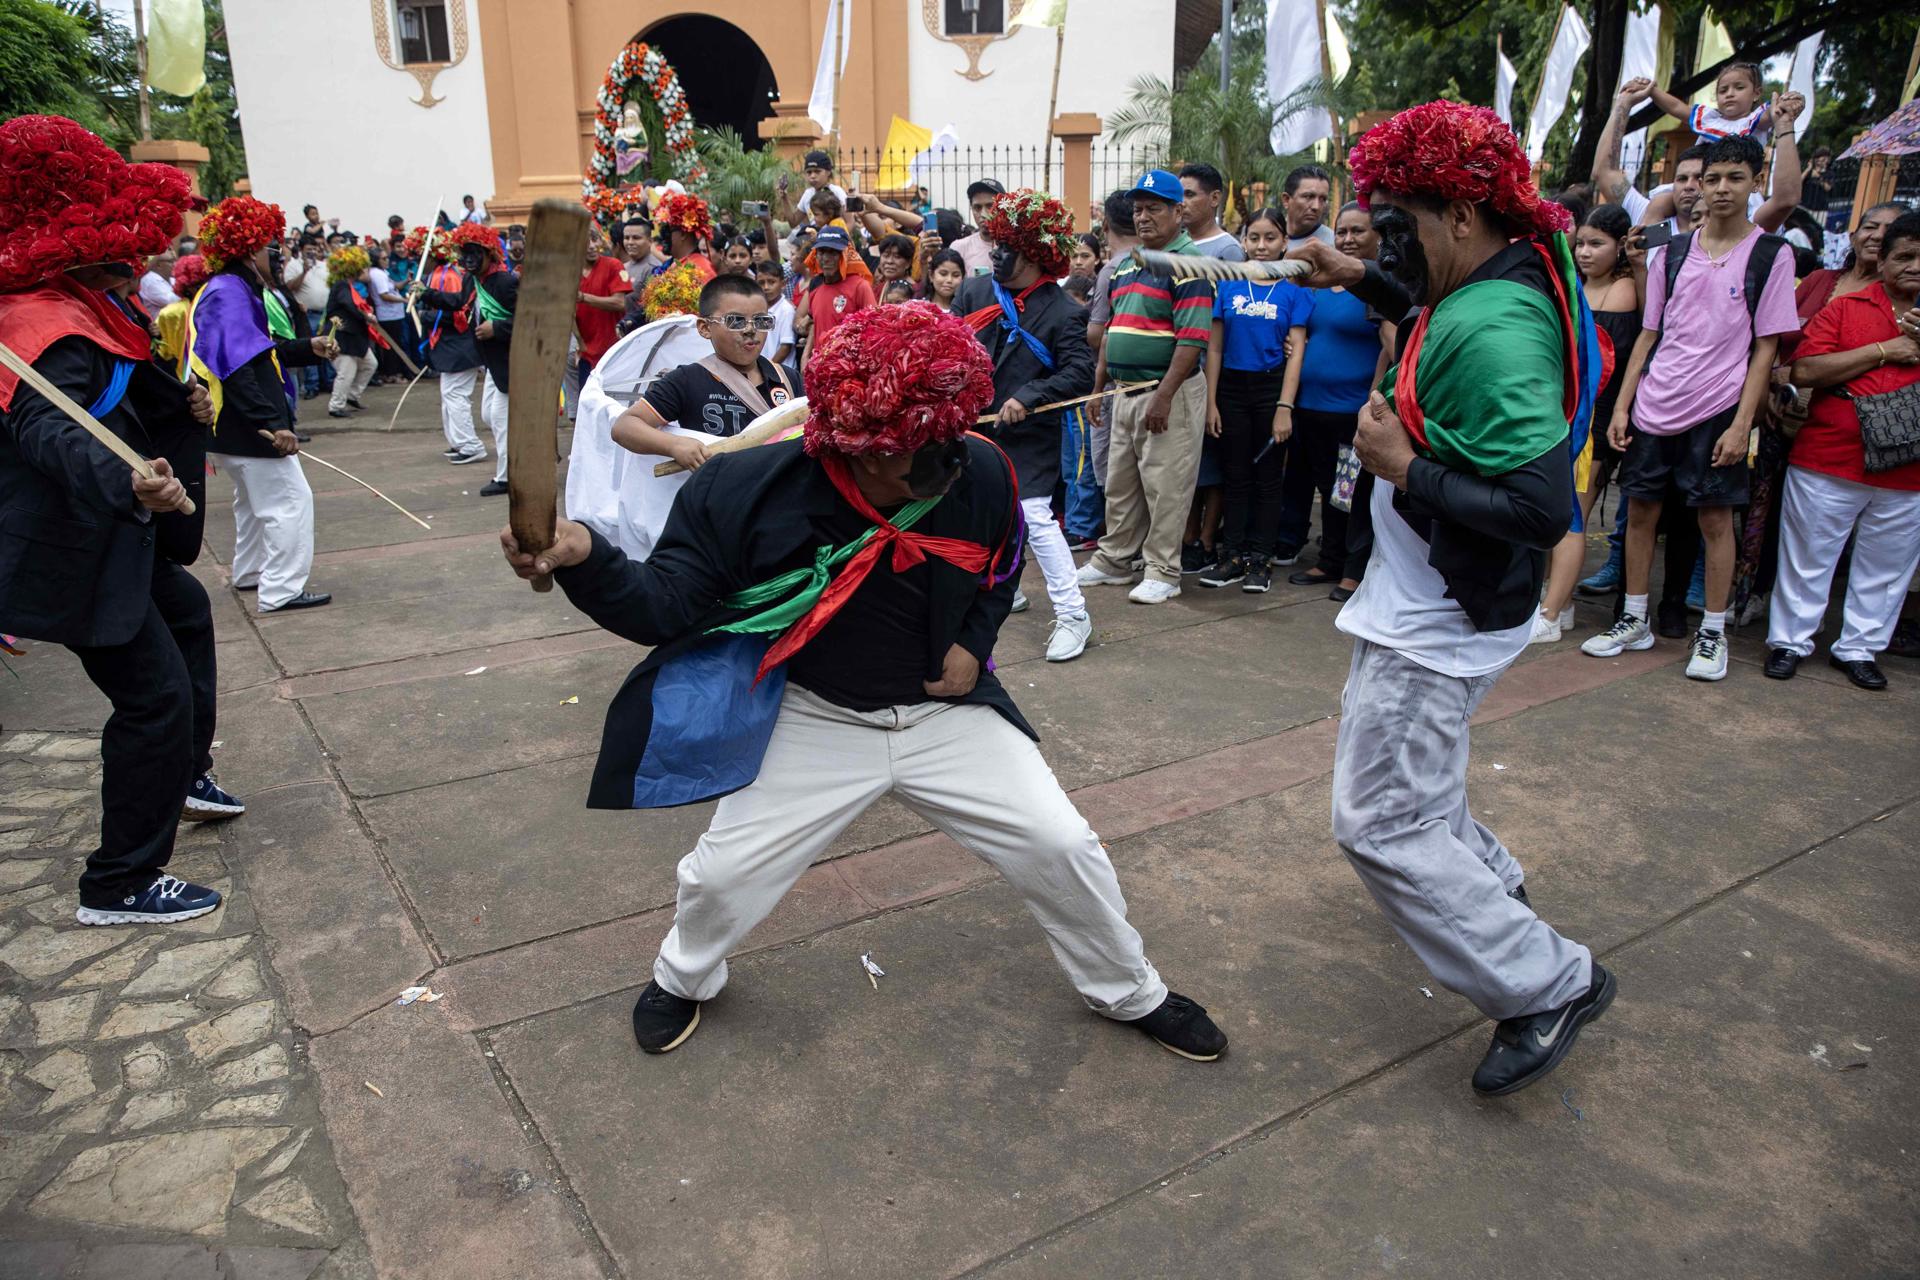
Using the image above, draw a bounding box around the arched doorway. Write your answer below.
[637,15,778,147]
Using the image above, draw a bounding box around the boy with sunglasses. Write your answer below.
[611,275,800,474]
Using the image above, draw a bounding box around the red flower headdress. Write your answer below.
[199,195,287,270]
[444,221,504,265]
[654,191,712,242]
[1348,101,1570,238]
[977,189,1078,278]
[402,224,456,263]
[0,115,196,291]
[170,253,209,295]
[803,302,995,457]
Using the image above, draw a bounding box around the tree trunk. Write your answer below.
[1566,0,1628,188]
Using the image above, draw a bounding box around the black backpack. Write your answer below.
[1656,229,1788,343]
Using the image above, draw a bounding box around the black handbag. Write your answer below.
[1835,378,1920,473]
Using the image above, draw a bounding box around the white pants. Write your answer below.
[327,352,377,414]
[654,687,1167,1020]
[480,372,510,482]
[1768,466,1920,662]
[1021,495,1086,617]
[437,367,481,453]
[223,453,314,611]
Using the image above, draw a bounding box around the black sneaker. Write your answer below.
[1242,560,1272,593]
[1270,545,1300,567]
[1471,963,1616,1096]
[1126,992,1227,1062]
[1180,540,1212,576]
[76,874,222,926]
[631,981,702,1054]
[1198,555,1246,588]
[479,480,509,497]
[182,772,245,821]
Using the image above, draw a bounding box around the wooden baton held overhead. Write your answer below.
[506,199,590,593]
[0,338,196,516]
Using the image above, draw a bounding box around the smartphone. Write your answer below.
[742,200,769,218]
[1639,222,1673,251]
[846,196,865,213]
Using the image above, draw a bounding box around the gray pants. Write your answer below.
[1331,640,1591,1020]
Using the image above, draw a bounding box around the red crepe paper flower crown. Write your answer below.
[401,224,457,263]
[1349,101,1570,239]
[200,196,287,270]
[171,253,209,295]
[0,115,196,290]
[445,221,504,264]
[802,302,996,457]
[978,189,1078,278]
[654,191,712,242]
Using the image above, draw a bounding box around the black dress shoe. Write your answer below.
[294,431,312,443]
[1888,619,1920,660]
[1288,567,1332,586]
[1126,992,1228,1062]
[265,591,331,612]
[1507,883,1530,907]
[1763,648,1801,680]
[631,981,701,1054]
[1828,655,1888,690]
[327,409,351,419]
[1472,963,1616,1097]
[478,479,509,497]
[346,396,365,410]
[1656,598,1687,638]
[1328,585,1355,603]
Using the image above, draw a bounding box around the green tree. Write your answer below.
[0,0,113,130]
[692,126,798,218]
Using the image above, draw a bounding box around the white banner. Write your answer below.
[1787,31,1822,137]
[807,0,851,134]
[1267,0,1334,156]
[1526,6,1592,164]
[1495,48,1518,126]
[1617,4,1662,179]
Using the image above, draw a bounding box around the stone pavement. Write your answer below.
[2,376,1917,1279]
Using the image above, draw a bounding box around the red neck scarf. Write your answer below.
[349,285,392,350]
[0,274,154,411]
[961,279,1045,333]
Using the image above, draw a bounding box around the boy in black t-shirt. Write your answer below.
[611,275,800,475]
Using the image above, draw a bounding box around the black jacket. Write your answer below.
[418,268,516,389]
[554,435,1027,809]
[413,267,481,373]
[324,280,373,358]
[954,277,1094,495]
[1353,241,1572,631]
[0,337,206,646]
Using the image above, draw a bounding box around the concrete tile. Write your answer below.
[254,583,599,676]
[207,684,331,796]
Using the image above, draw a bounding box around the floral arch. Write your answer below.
[582,40,703,224]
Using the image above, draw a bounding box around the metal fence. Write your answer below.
[822,142,1160,214]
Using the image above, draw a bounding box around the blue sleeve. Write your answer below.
[1287,284,1314,328]
[1212,282,1230,322]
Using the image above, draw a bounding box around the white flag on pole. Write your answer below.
[1267,0,1335,155]
[1616,4,1662,180]
[1526,6,1592,164]
[1787,31,1822,136]
[807,0,851,133]
[1495,47,1519,126]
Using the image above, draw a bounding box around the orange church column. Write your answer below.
[478,0,585,224]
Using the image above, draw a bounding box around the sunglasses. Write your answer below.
[713,313,778,332]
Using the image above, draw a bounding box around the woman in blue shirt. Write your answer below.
[1200,208,1313,592]
[1283,203,1393,600]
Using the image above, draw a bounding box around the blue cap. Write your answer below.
[813,226,851,251]
[1130,169,1184,203]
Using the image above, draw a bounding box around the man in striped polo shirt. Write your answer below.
[1077,170,1214,604]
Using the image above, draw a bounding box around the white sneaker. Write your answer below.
[1076,561,1133,587]
[1128,579,1180,605]
[1527,611,1563,646]
[1010,589,1030,614]
[1556,603,1575,630]
[1685,628,1729,681]
[1580,613,1654,657]
[1045,611,1092,662]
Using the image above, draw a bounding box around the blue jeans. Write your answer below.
[1059,406,1103,541]
[304,310,334,393]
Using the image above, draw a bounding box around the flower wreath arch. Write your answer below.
[583,40,701,221]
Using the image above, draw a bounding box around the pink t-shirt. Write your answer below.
[1632,227,1798,436]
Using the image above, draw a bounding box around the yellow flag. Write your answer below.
[1009,0,1069,29]
[148,0,207,97]
[875,115,934,192]
[1692,12,1734,108]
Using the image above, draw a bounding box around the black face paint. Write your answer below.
[1371,206,1428,307]
[459,245,487,273]
[904,438,970,498]
[990,244,1022,284]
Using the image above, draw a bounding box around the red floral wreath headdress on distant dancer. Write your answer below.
[0,115,198,290]
[1348,101,1570,238]
[198,195,287,270]
[402,224,456,263]
[444,221,504,266]
[653,191,712,243]
[803,302,995,457]
[170,253,209,295]
[977,189,1078,278]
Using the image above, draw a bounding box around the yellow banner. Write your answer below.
[148,0,207,97]
[874,115,934,192]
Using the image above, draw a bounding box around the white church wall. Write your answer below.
[223,0,496,235]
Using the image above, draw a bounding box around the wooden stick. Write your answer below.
[385,363,432,432]
[1128,249,1313,283]
[973,378,1160,424]
[406,197,445,332]
[507,200,591,592]
[0,338,196,515]
[255,431,430,530]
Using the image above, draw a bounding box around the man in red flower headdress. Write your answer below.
[501,302,1227,1062]
[1285,100,1614,1097]
[411,221,518,495]
[0,115,231,926]
[956,189,1097,661]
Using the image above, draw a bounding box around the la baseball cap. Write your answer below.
[1130,169,1183,203]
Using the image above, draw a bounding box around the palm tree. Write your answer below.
[693,127,798,222]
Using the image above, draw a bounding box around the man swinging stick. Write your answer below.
[502,301,1228,1061]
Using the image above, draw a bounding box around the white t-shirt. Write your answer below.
[1191,230,1247,261]
[1336,478,1533,678]
[796,184,849,218]
[282,259,329,312]
[461,205,487,224]
[139,271,179,312]
[368,267,406,321]
[767,295,796,353]
[1288,225,1336,251]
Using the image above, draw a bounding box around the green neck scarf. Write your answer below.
[709,494,941,638]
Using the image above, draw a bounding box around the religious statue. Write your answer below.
[615,101,650,180]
